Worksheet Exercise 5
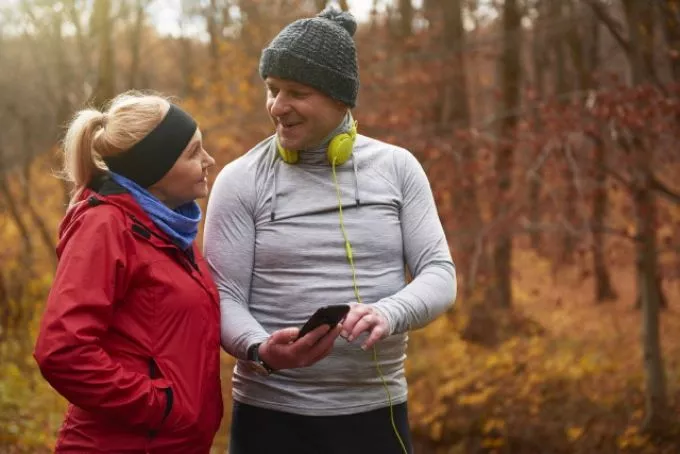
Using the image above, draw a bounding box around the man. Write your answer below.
[204,7,457,454]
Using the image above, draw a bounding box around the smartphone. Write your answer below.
[296,304,350,340]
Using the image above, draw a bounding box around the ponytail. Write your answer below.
[61,109,107,203]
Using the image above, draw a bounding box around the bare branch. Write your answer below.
[650,175,680,206]
[563,140,594,241]
[526,139,559,180]
[66,0,92,76]
[601,164,634,190]
[564,142,586,202]
[467,208,511,290]
[517,219,638,242]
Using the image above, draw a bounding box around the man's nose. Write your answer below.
[269,93,291,117]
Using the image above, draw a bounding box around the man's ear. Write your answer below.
[335,100,350,111]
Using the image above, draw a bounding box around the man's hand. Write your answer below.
[340,302,389,350]
[258,323,341,371]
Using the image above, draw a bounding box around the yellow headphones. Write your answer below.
[276,120,358,165]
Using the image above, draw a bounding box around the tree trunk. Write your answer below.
[91,0,115,108]
[238,0,264,59]
[528,175,542,251]
[551,1,568,95]
[443,0,468,121]
[51,8,72,129]
[66,0,92,79]
[624,1,669,430]
[633,0,658,84]
[127,0,146,89]
[369,0,379,32]
[20,160,57,270]
[551,0,576,265]
[621,0,655,85]
[633,169,668,434]
[676,230,680,298]
[177,3,195,98]
[529,0,548,252]
[491,0,521,308]
[50,8,75,208]
[18,116,57,268]
[0,175,34,284]
[619,0,669,311]
[399,0,413,39]
[566,0,587,92]
[659,0,680,81]
[440,0,483,296]
[574,0,670,434]
[591,133,617,302]
[205,0,223,114]
[568,0,617,301]
[315,0,327,11]
[622,0,667,414]
[561,144,577,266]
[0,269,8,345]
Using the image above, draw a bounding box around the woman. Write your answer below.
[33,91,223,453]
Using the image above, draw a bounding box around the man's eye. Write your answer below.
[291,91,307,98]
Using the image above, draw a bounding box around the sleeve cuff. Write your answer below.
[371,301,396,336]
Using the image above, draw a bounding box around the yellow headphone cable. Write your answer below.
[331,157,409,454]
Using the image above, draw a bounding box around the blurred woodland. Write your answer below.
[1,0,680,452]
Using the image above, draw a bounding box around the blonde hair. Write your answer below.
[61,90,171,203]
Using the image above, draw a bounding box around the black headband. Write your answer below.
[103,104,197,188]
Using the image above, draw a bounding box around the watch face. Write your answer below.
[247,343,261,362]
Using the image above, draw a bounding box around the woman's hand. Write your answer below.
[340,302,389,350]
[258,323,342,371]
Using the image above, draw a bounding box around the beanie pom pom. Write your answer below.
[317,7,357,37]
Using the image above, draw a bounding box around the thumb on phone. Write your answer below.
[268,327,300,345]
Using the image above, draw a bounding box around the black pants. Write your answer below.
[229,400,414,454]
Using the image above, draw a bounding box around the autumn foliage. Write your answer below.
[1,1,679,453]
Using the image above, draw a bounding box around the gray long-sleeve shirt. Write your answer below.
[203,133,456,416]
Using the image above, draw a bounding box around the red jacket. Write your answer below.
[34,176,223,453]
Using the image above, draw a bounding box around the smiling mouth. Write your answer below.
[279,120,301,129]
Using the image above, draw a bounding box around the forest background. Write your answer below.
[1,0,680,452]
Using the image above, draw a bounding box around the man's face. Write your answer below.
[265,77,347,151]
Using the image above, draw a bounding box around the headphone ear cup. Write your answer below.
[277,141,299,164]
[327,132,354,166]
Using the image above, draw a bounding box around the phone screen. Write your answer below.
[296,304,350,340]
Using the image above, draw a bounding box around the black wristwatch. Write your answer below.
[246,342,274,376]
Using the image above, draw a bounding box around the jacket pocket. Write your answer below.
[148,357,173,438]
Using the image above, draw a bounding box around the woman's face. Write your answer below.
[149,128,215,208]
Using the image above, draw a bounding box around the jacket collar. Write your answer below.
[70,173,183,252]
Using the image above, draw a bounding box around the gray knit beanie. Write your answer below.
[259,7,359,107]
